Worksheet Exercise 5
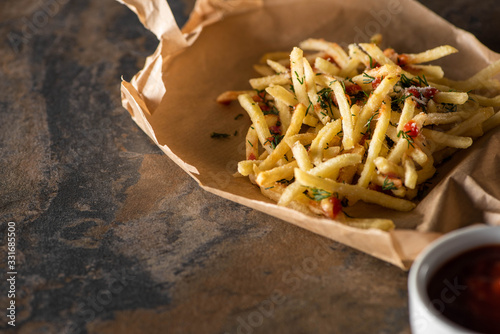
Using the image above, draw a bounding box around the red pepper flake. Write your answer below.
[248,153,256,160]
[346,83,362,95]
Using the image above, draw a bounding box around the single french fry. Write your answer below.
[452,59,500,91]
[294,168,416,211]
[216,90,256,104]
[416,158,436,184]
[238,160,262,176]
[482,110,500,133]
[246,126,259,160]
[468,94,500,107]
[291,141,313,171]
[303,113,319,127]
[249,73,291,90]
[402,45,458,64]
[277,182,307,207]
[256,160,298,186]
[433,91,468,105]
[276,99,292,133]
[396,98,417,133]
[330,80,355,149]
[265,85,297,106]
[323,146,341,160]
[403,156,418,189]
[299,38,349,68]
[407,147,428,166]
[312,153,362,180]
[446,107,494,136]
[303,58,331,124]
[238,94,274,153]
[358,43,395,66]
[266,59,288,74]
[254,64,276,77]
[421,128,473,149]
[284,133,316,147]
[423,110,474,125]
[349,43,372,69]
[404,65,444,79]
[342,218,395,231]
[290,47,309,106]
[314,57,340,76]
[358,97,391,188]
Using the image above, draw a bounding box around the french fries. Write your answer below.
[217,36,500,230]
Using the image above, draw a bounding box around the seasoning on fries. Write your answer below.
[217,35,500,230]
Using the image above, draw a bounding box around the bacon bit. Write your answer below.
[269,125,281,135]
[422,87,439,99]
[397,54,410,66]
[260,104,270,112]
[346,83,362,95]
[406,86,440,106]
[320,197,343,219]
[248,153,256,160]
[371,77,382,90]
[359,132,370,146]
[403,120,419,138]
[407,87,420,99]
[252,95,263,103]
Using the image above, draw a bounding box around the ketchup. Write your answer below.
[426,245,500,334]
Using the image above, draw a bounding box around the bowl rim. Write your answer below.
[408,224,500,333]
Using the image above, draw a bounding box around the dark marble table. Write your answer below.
[0,0,499,333]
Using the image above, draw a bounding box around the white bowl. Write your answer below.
[408,224,500,334]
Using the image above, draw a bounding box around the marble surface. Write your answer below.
[0,0,498,333]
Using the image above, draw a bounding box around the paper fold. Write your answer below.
[117,0,500,269]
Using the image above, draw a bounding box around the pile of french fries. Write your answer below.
[217,35,500,230]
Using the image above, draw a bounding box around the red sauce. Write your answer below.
[426,245,500,334]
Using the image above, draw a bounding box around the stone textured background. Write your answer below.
[0,0,498,333]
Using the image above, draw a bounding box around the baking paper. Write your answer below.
[117,0,500,269]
